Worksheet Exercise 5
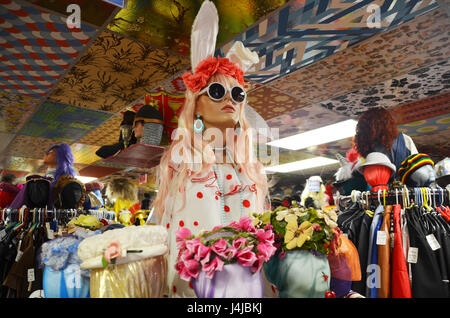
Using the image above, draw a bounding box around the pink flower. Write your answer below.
[200,250,211,267]
[211,239,228,258]
[223,247,238,260]
[212,225,224,231]
[185,238,202,254]
[312,223,322,231]
[176,259,201,281]
[194,244,210,262]
[176,227,192,241]
[238,216,256,233]
[202,256,224,279]
[228,221,240,229]
[236,246,257,267]
[104,241,121,263]
[256,229,275,244]
[232,237,247,250]
[251,254,265,273]
[180,248,194,262]
[257,242,277,261]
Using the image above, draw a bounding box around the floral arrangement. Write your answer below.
[175,216,277,281]
[252,204,340,257]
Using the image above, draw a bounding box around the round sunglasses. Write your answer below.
[199,82,246,104]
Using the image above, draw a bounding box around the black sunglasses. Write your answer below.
[199,82,246,104]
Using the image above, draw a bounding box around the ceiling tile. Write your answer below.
[398,113,450,137]
[269,9,450,104]
[247,86,302,120]
[413,127,450,162]
[24,0,117,27]
[107,0,290,56]
[48,31,190,112]
[267,103,350,139]
[18,101,111,143]
[216,0,439,84]
[0,0,98,97]
[0,91,40,133]
[0,156,45,174]
[0,132,15,154]
[77,113,122,146]
[319,59,450,117]
[71,143,101,165]
[5,135,56,160]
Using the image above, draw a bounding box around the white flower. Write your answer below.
[225,41,259,72]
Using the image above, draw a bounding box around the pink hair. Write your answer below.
[152,73,268,221]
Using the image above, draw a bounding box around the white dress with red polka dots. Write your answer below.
[160,162,277,298]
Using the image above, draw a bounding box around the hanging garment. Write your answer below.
[0,183,20,209]
[337,202,365,244]
[391,204,412,298]
[377,205,392,298]
[406,205,448,298]
[352,209,374,296]
[0,224,19,298]
[367,207,383,298]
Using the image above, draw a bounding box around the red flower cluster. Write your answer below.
[182,56,245,92]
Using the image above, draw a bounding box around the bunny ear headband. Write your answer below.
[182,0,259,93]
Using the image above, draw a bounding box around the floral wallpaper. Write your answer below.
[48,31,191,112]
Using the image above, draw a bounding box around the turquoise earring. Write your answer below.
[193,114,205,133]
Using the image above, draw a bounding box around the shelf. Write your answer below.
[102,143,165,169]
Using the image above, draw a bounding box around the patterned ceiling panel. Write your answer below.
[0,91,40,133]
[398,113,450,137]
[389,92,450,125]
[0,132,15,155]
[24,0,117,27]
[0,156,45,174]
[107,0,290,56]
[77,113,122,146]
[246,86,302,120]
[5,135,56,160]
[18,101,111,143]
[48,31,190,112]
[71,143,101,165]
[216,0,439,84]
[269,8,449,103]
[0,0,98,97]
[414,127,450,162]
[319,58,450,117]
[267,103,349,139]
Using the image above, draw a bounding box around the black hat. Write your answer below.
[134,105,164,125]
[53,175,86,209]
[121,110,136,126]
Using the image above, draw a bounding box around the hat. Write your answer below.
[398,153,434,185]
[359,152,396,174]
[435,157,450,187]
[120,110,136,126]
[134,105,164,125]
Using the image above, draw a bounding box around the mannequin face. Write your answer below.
[134,121,144,139]
[195,75,242,132]
[409,165,436,187]
[43,148,57,168]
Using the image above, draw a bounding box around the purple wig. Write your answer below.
[46,143,76,184]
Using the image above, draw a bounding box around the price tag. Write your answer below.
[407,247,418,264]
[27,269,35,282]
[376,231,387,245]
[47,229,54,240]
[426,234,441,251]
[0,229,6,240]
[15,251,23,262]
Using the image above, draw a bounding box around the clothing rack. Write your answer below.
[345,186,449,209]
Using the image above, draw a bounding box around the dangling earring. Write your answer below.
[193,114,205,133]
[234,121,241,134]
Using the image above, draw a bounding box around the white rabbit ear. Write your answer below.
[190,0,219,71]
[225,41,259,73]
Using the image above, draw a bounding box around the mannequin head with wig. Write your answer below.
[354,107,398,158]
[152,57,268,221]
[44,143,76,184]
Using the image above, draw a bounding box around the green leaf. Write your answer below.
[102,256,108,268]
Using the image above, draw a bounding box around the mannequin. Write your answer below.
[151,0,269,298]
[301,176,329,209]
[398,153,436,187]
[44,143,76,184]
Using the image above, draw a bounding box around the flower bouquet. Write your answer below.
[175,215,277,298]
[252,204,341,298]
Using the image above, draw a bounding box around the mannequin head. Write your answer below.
[134,120,144,139]
[45,143,76,184]
[355,108,398,157]
[407,165,436,187]
[398,153,435,187]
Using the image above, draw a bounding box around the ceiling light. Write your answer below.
[76,176,98,184]
[267,119,357,150]
[264,157,339,173]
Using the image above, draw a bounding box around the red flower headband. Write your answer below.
[182,56,244,92]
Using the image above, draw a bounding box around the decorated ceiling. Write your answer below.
[0,0,448,188]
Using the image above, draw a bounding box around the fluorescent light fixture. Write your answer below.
[265,157,339,173]
[267,119,357,150]
[76,176,98,184]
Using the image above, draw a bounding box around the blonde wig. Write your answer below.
[106,177,138,203]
